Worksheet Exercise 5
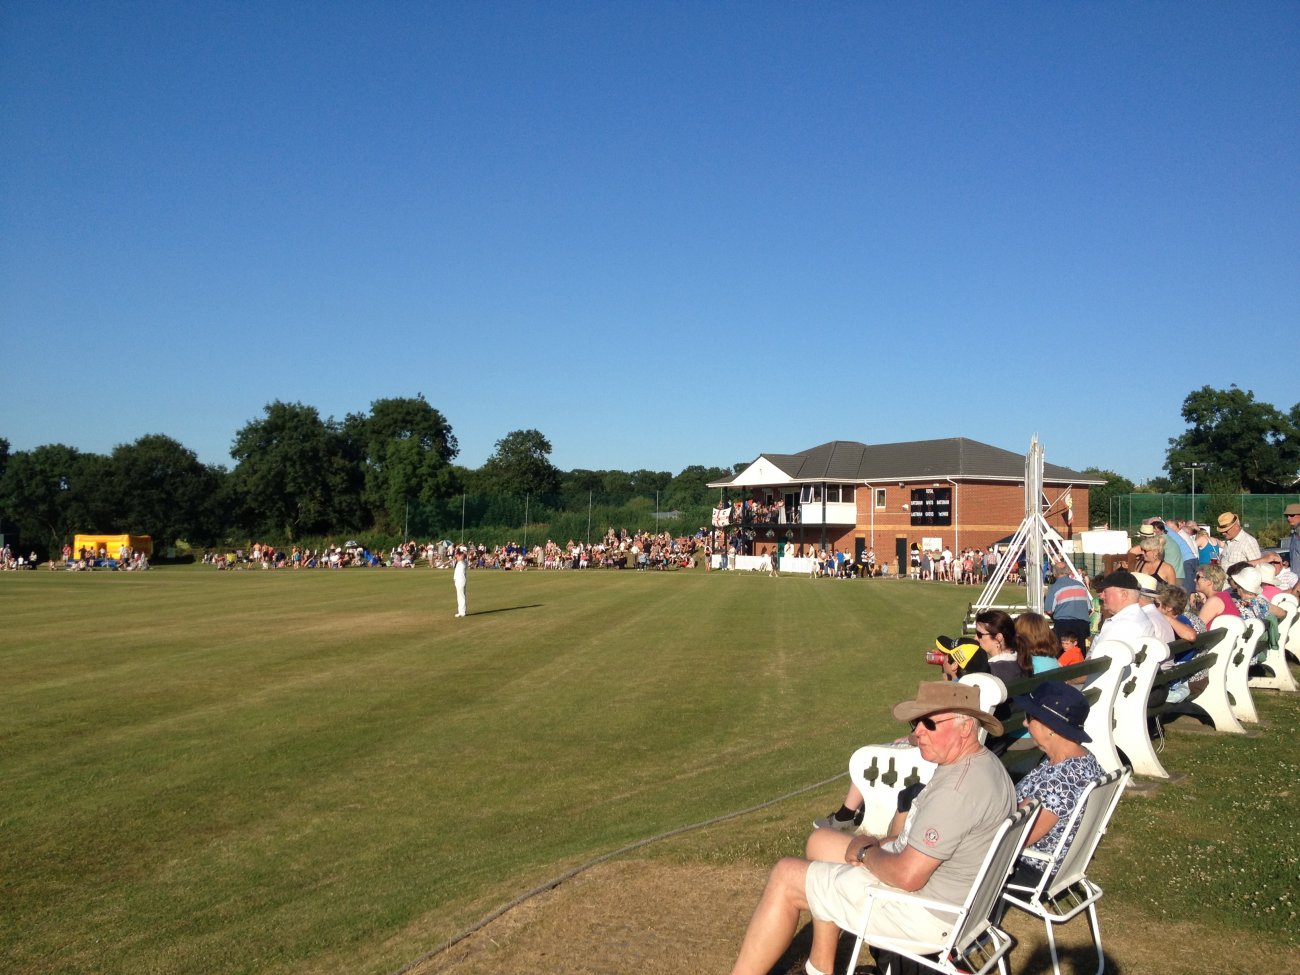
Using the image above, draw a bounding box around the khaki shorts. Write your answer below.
[805,861,952,955]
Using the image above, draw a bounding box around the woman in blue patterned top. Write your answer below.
[1009,681,1104,882]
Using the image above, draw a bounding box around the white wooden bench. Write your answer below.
[1165,616,1248,735]
[1250,593,1299,693]
[848,741,936,837]
[1105,623,1264,779]
[1226,617,1264,724]
[1077,639,1138,774]
[1108,636,1172,778]
[1279,592,1300,660]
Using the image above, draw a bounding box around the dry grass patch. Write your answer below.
[404,857,1297,975]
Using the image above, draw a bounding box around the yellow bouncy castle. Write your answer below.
[72,534,153,558]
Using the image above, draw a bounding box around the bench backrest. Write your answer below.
[848,742,936,837]
[1276,592,1300,655]
[993,657,1112,738]
[1126,636,1170,692]
[1108,637,1172,777]
[1076,639,1136,772]
[1194,616,1249,734]
[1254,594,1299,692]
[965,647,1131,774]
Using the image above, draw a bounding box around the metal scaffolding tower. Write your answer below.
[972,436,1081,616]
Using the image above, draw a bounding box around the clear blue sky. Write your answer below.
[3,1,1296,484]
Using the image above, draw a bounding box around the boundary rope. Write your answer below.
[389,770,847,975]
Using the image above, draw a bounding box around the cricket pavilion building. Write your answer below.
[707,437,1103,575]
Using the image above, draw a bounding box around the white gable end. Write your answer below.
[729,456,794,487]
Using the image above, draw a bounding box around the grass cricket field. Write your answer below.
[3,566,1296,974]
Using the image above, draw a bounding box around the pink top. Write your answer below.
[1215,589,1242,618]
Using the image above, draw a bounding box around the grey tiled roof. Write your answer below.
[743,438,1102,485]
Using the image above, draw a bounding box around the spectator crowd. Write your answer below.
[200,528,705,572]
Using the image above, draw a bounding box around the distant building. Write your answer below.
[707,438,1102,574]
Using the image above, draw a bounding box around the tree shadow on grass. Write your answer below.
[767,920,1123,975]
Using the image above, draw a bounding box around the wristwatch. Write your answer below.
[855,840,873,863]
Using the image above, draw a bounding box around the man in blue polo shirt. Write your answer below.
[1044,555,1093,649]
[1157,519,1199,594]
[1285,504,1300,577]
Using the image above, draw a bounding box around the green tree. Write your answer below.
[230,402,365,540]
[557,468,605,508]
[104,434,224,546]
[0,444,110,554]
[1163,386,1300,493]
[1080,467,1135,529]
[663,464,730,510]
[599,470,635,501]
[351,396,459,534]
[629,469,672,499]
[478,429,560,497]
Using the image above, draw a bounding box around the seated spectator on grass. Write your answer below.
[1015,612,1061,676]
[1131,535,1179,588]
[935,634,991,683]
[1002,682,1103,886]
[1155,583,1205,643]
[1131,572,1176,644]
[1257,561,1286,602]
[815,684,1104,890]
[1263,550,1297,592]
[1056,632,1085,669]
[1226,562,1284,623]
[1193,563,1235,625]
[1092,570,1160,648]
[731,683,1012,975]
[974,609,1021,683]
[1155,583,1213,705]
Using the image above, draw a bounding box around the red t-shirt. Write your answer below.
[1057,646,1085,668]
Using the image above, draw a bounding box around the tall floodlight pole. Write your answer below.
[1181,464,1203,522]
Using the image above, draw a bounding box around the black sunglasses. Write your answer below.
[910,715,963,732]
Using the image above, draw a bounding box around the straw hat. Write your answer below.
[892,681,1003,736]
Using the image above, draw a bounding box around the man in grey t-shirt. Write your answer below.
[729,683,1014,975]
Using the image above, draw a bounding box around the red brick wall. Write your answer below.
[849,481,1090,564]
[754,481,1090,564]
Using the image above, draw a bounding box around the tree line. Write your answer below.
[1079,385,1300,528]
[0,396,735,556]
[2,386,1295,557]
